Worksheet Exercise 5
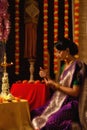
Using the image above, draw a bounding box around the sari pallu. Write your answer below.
[31,60,84,130]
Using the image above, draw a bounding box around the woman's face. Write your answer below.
[55,48,68,61]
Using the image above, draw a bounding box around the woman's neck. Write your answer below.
[65,56,75,65]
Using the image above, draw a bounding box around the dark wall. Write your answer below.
[7,0,44,86]
[6,0,73,87]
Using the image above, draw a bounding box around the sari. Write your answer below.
[31,60,85,130]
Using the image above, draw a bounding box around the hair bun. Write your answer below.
[69,41,78,55]
[54,37,78,56]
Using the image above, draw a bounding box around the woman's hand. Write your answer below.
[39,67,60,89]
[44,79,60,90]
[39,67,48,78]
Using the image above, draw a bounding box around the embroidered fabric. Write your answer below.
[32,61,80,129]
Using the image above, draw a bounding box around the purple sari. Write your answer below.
[31,61,84,130]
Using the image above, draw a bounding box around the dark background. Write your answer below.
[2,0,73,87]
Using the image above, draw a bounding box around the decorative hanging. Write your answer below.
[64,0,69,38]
[0,0,10,43]
[73,0,79,45]
[53,0,59,74]
[43,0,49,70]
[15,0,20,74]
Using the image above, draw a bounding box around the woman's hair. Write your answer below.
[54,37,78,56]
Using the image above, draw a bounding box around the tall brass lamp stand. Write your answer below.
[0,51,13,98]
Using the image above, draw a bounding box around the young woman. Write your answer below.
[31,38,85,130]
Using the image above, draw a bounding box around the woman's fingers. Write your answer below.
[39,67,47,78]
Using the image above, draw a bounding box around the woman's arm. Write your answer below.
[39,67,80,97]
[59,85,80,97]
[45,80,80,97]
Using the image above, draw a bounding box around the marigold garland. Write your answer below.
[64,0,69,38]
[15,0,20,74]
[73,0,79,46]
[43,0,49,70]
[54,0,59,74]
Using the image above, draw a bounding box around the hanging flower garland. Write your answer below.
[43,0,49,70]
[64,0,69,38]
[53,0,59,74]
[73,0,79,45]
[15,0,20,74]
[0,0,10,43]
